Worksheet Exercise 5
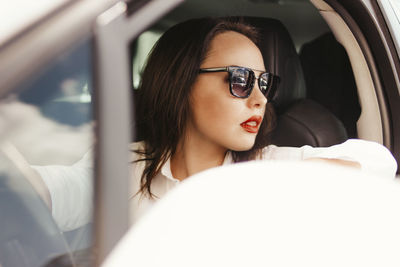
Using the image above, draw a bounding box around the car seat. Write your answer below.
[299,33,361,138]
[242,17,348,147]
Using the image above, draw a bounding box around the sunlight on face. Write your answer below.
[188,31,267,153]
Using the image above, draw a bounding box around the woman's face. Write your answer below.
[188,31,267,152]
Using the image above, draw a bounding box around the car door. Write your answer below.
[0,0,183,266]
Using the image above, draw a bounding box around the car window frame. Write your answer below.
[93,0,184,263]
[321,0,400,172]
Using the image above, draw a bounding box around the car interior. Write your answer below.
[131,0,363,147]
[0,0,396,266]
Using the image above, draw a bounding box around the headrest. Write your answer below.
[271,99,348,147]
[242,17,306,113]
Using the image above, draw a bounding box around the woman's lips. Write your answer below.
[240,116,262,133]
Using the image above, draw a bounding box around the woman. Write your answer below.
[130,17,277,220]
[128,17,396,221]
[34,17,396,230]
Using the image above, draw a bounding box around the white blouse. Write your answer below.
[34,139,397,231]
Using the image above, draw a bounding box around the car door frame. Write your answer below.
[93,0,184,263]
[323,0,400,171]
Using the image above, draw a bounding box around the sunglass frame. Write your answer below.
[199,66,278,100]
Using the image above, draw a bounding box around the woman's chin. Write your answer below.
[229,138,256,152]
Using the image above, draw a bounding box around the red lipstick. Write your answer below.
[240,116,262,133]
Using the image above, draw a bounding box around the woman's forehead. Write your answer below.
[202,31,265,70]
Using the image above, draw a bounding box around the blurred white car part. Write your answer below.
[0,0,69,44]
[104,161,400,267]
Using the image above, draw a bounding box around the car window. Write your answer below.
[390,0,400,19]
[389,0,400,51]
[132,30,163,89]
[105,0,400,263]
[379,0,400,62]
[0,38,95,267]
[132,4,360,140]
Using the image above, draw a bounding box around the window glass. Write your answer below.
[390,0,400,21]
[383,0,400,60]
[132,30,162,89]
[0,38,95,267]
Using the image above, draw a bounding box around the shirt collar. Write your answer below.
[160,157,179,182]
[160,151,234,182]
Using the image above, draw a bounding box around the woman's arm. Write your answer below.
[304,158,361,169]
[1,142,52,208]
[1,141,94,231]
[32,150,94,232]
[264,139,397,177]
[301,139,396,177]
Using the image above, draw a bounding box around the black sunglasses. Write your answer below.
[199,66,279,100]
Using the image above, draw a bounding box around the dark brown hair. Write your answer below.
[135,17,276,197]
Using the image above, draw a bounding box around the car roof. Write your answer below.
[158,0,330,51]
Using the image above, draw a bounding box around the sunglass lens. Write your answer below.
[230,68,252,97]
[259,73,271,97]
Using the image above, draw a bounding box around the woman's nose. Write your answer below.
[247,82,267,108]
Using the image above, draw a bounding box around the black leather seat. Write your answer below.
[299,33,361,138]
[242,17,348,147]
